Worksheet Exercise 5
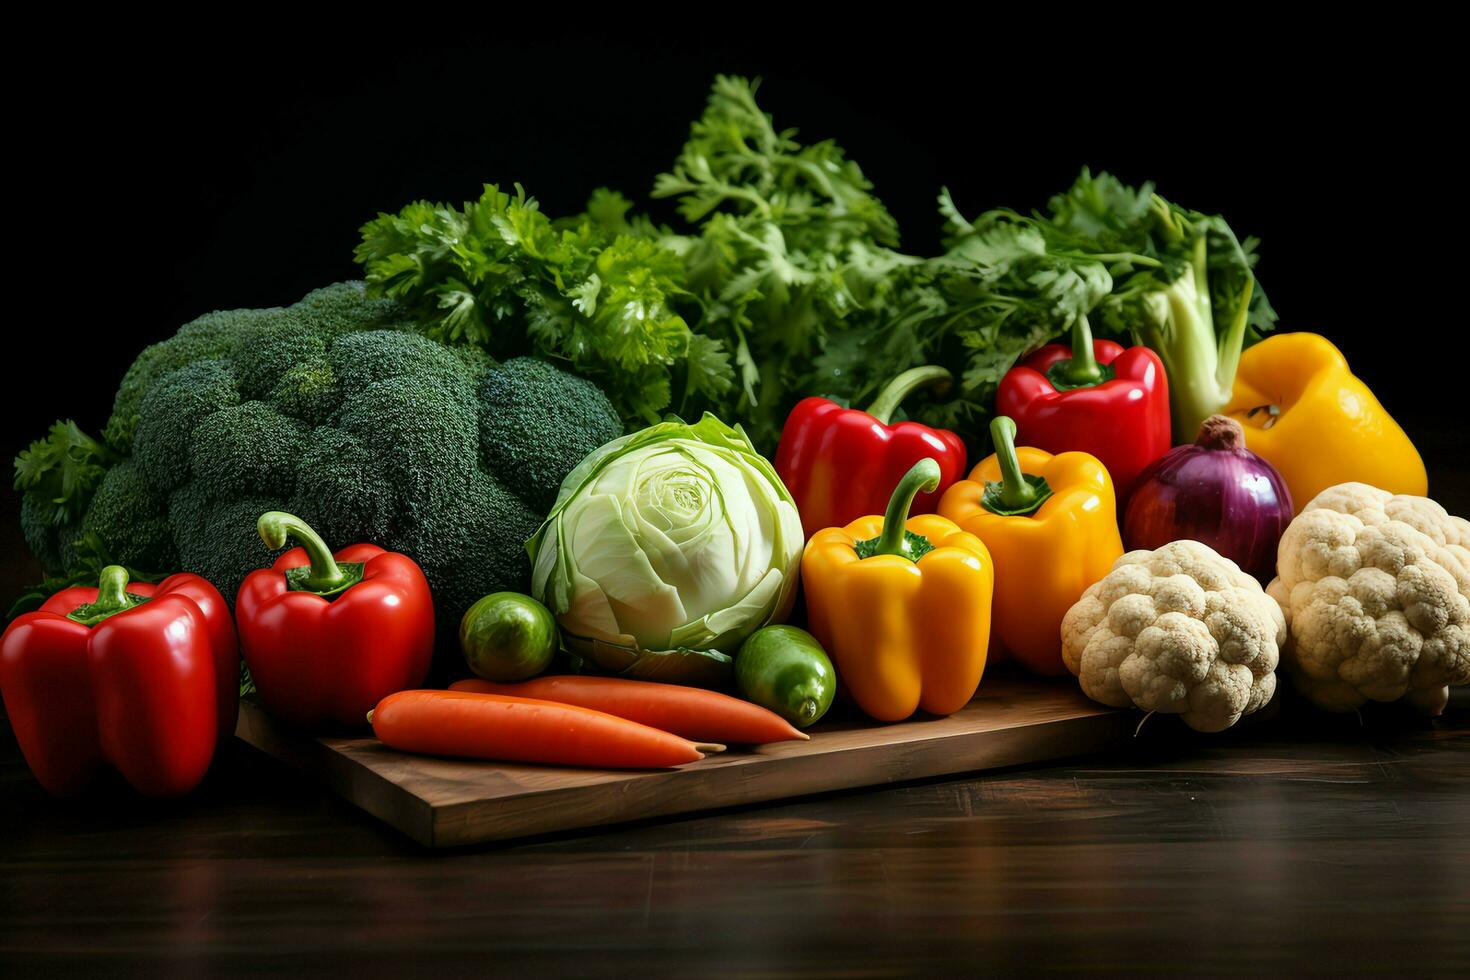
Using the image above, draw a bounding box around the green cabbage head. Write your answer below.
[528,413,804,686]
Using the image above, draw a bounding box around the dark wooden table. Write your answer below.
[3,419,1469,977]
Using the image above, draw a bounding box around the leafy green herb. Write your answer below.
[13,420,114,527]
[352,80,1271,454]
[355,183,731,425]
[935,169,1275,442]
[652,75,921,447]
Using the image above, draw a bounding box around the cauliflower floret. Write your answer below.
[1061,539,1285,732]
[1270,482,1470,715]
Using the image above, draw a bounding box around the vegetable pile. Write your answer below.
[1269,484,1470,715]
[16,283,622,622]
[352,77,1280,455]
[3,73,1462,804]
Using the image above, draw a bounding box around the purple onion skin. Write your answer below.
[1123,417,1294,584]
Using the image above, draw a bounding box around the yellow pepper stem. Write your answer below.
[863,458,941,561]
[983,417,1053,517]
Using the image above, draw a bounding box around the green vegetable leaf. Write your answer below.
[649,75,921,449]
[13,420,115,527]
[356,183,734,427]
[934,169,1274,442]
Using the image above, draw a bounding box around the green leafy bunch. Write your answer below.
[651,75,924,447]
[351,79,1271,453]
[14,421,114,528]
[356,184,732,425]
[933,169,1275,440]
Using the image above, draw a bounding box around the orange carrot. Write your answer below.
[369,690,717,769]
[449,675,809,744]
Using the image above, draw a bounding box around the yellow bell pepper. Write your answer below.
[938,417,1123,676]
[1224,332,1426,511]
[802,458,994,722]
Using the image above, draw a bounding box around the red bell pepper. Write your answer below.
[236,512,434,729]
[996,316,1171,503]
[0,566,236,797]
[775,366,967,539]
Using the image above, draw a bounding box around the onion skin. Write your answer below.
[1123,416,1294,583]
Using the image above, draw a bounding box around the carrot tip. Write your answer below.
[693,742,727,754]
[793,730,811,741]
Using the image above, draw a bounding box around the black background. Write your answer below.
[3,34,1456,539]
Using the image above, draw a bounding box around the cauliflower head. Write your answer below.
[1062,539,1286,732]
[1268,482,1470,715]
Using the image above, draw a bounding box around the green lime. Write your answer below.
[459,592,558,681]
[735,625,836,729]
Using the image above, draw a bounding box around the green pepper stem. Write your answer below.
[872,458,941,558]
[257,512,346,593]
[1054,314,1102,386]
[93,565,133,614]
[864,366,953,425]
[65,565,147,627]
[990,417,1040,513]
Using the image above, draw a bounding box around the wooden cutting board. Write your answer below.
[235,677,1133,847]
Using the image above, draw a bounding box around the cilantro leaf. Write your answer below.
[355,183,734,426]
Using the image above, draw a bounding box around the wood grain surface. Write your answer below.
[235,677,1136,846]
[3,694,1467,977]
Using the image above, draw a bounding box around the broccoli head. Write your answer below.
[103,308,271,453]
[81,460,178,572]
[132,359,241,493]
[19,495,76,576]
[51,283,625,630]
[103,282,401,453]
[478,356,622,513]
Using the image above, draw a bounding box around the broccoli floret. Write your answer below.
[133,359,241,493]
[104,308,271,452]
[400,469,543,622]
[288,426,396,546]
[81,460,178,571]
[330,329,477,393]
[231,322,330,401]
[478,356,622,513]
[188,402,306,500]
[449,344,497,382]
[268,358,339,425]
[19,495,75,575]
[102,283,397,453]
[292,281,406,340]
[337,374,478,505]
[169,482,287,603]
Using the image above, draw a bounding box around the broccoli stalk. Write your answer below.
[1129,207,1257,443]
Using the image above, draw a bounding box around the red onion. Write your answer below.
[1123,415,1293,583]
